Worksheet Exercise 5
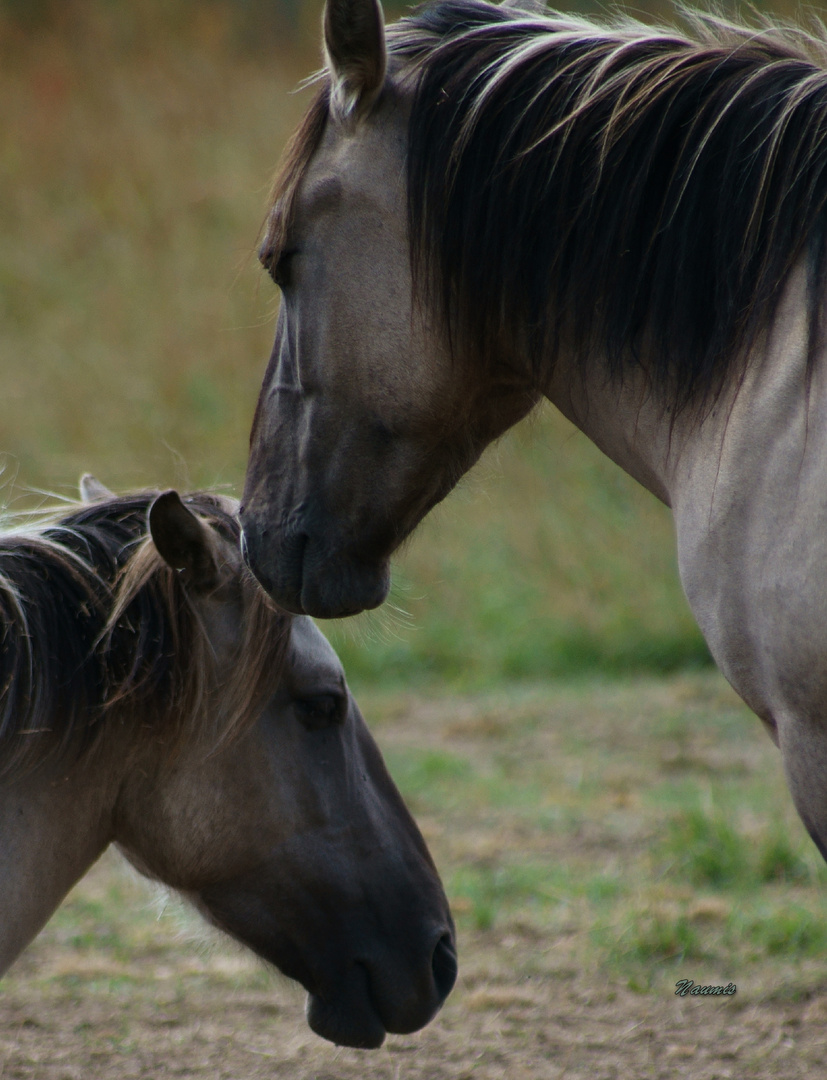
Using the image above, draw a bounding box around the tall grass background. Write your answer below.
[2,0,798,688]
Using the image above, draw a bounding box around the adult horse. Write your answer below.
[240,0,827,865]
[0,478,456,1048]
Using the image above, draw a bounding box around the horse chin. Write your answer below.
[306,975,387,1049]
[240,522,390,617]
[299,555,391,619]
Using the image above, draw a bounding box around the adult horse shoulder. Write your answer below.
[0,480,455,1048]
[240,0,827,862]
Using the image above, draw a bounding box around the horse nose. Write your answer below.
[375,927,457,1034]
[432,931,458,1003]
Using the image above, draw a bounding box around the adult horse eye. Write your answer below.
[295,692,346,730]
[270,250,297,290]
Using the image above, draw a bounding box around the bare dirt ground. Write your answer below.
[3,676,827,1079]
[6,928,827,1080]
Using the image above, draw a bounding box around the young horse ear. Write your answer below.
[149,490,220,592]
[323,0,386,122]
[79,474,114,502]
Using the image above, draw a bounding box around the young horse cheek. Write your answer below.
[113,746,300,889]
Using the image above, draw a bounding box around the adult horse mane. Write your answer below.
[0,489,285,777]
[265,0,827,411]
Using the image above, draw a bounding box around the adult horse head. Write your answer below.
[0,483,456,1048]
[241,0,541,618]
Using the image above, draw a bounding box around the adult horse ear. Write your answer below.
[149,490,219,593]
[79,474,114,502]
[323,0,386,122]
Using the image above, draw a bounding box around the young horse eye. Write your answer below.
[295,692,346,729]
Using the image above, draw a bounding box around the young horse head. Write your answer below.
[0,481,456,1048]
[241,0,827,872]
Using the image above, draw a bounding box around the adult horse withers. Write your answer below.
[241,0,827,866]
[0,480,456,1048]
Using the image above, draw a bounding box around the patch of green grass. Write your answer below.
[384,745,555,819]
[755,833,813,884]
[584,873,624,903]
[659,806,824,890]
[49,896,140,960]
[662,808,749,888]
[383,749,473,808]
[449,863,560,931]
[610,913,707,966]
[737,905,827,959]
[326,491,712,685]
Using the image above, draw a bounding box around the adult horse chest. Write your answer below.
[240,0,827,861]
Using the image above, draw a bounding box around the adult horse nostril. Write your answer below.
[431,933,458,1002]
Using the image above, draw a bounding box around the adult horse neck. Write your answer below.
[241,1,827,860]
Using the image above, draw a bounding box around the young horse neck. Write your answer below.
[0,486,271,973]
[0,482,456,1048]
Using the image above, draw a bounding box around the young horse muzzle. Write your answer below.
[0,480,456,1048]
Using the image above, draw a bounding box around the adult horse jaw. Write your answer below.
[240,367,534,619]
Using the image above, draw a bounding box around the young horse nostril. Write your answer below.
[431,933,458,1002]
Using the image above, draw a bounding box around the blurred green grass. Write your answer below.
[5,675,823,1075]
[16,676,823,1001]
[369,677,827,988]
[0,0,718,687]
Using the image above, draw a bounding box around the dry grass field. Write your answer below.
[5,676,827,1079]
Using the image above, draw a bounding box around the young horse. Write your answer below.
[241,0,827,866]
[0,478,456,1048]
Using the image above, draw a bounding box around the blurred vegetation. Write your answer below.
[366,677,827,984]
[5,0,810,689]
[8,676,827,1073]
[0,0,303,47]
[16,676,826,1001]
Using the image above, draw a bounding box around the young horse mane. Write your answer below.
[266,1,827,410]
[0,492,287,777]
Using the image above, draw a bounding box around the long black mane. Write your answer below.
[0,492,286,776]
[393,2,827,407]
